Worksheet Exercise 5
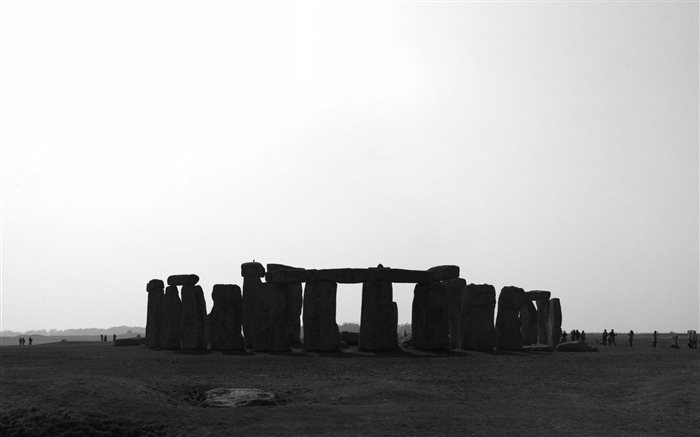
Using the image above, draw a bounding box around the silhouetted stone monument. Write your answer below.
[302,281,341,351]
[459,284,496,351]
[443,278,466,349]
[428,265,460,281]
[519,300,538,346]
[180,284,207,350]
[495,286,527,351]
[168,274,199,286]
[241,262,265,349]
[529,291,551,345]
[252,283,290,352]
[161,285,182,349]
[267,264,303,346]
[546,298,562,347]
[145,279,164,348]
[412,282,449,350]
[209,284,244,351]
[359,281,398,351]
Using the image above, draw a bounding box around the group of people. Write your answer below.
[17,337,33,346]
[561,329,585,343]
[601,329,617,346]
[99,334,116,342]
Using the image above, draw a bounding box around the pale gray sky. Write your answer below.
[1,1,698,333]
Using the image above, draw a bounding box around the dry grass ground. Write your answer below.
[1,336,698,436]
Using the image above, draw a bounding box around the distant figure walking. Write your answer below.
[581,330,586,342]
[18,337,22,346]
[652,331,658,348]
[112,334,116,342]
[561,331,568,343]
[608,329,617,346]
[628,330,634,347]
[671,335,679,348]
[28,337,33,346]
[602,329,608,346]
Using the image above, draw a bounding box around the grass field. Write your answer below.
[1,336,698,436]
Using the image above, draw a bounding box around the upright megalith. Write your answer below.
[412,282,449,350]
[519,300,538,346]
[528,290,551,345]
[303,281,341,351]
[443,278,466,349]
[161,285,182,349]
[252,283,290,352]
[146,279,164,348]
[241,262,265,349]
[180,284,207,350]
[546,298,562,347]
[459,284,496,351]
[495,286,527,351]
[209,284,244,351]
[359,281,398,351]
[266,263,303,346]
[168,274,199,286]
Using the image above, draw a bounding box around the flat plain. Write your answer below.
[1,334,698,436]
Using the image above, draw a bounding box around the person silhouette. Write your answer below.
[652,331,658,348]
[602,329,608,346]
[28,337,33,346]
[628,330,634,347]
[581,330,586,342]
[112,334,116,342]
[609,329,616,346]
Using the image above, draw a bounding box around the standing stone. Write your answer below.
[546,298,562,347]
[535,297,550,345]
[459,284,496,351]
[209,284,244,351]
[241,262,265,350]
[146,279,164,348]
[443,278,466,349]
[303,281,341,351]
[495,286,528,351]
[359,281,398,351]
[266,264,303,347]
[252,283,290,352]
[161,285,182,349]
[520,300,538,346]
[180,285,207,350]
[412,282,449,350]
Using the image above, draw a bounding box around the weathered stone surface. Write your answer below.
[443,278,466,349]
[202,388,282,407]
[161,285,181,349]
[495,286,528,351]
[428,265,460,281]
[242,276,261,349]
[546,298,562,347]
[340,331,359,346]
[303,281,341,351]
[267,263,303,273]
[520,301,538,346]
[267,267,435,284]
[252,283,290,352]
[167,274,199,286]
[556,341,598,352]
[359,281,398,351]
[241,262,265,278]
[412,282,449,350]
[146,286,164,348]
[459,284,496,351]
[146,279,164,292]
[180,285,207,350]
[208,284,244,351]
[526,290,551,301]
[288,282,303,346]
[535,298,549,345]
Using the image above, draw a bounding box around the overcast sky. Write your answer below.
[1,1,697,334]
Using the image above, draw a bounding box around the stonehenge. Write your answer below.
[144,263,565,354]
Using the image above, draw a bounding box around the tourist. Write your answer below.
[652,331,658,348]
[18,337,22,346]
[112,334,116,342]
[609,329,616,346]
[628,330,634,347]
[561,331,568,343]
[692,331,698,350]
[28,337,33,346]
[602,329,608,346]
[581,330,586,342]
[671,335,679,348]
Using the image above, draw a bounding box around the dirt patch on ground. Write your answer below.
[1,340,698,436]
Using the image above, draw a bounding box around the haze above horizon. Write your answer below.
[1,1,698,334]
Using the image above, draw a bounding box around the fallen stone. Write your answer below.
[546,298,562,347]
[168,274,200,286]
[443,278,466,349]
[520,300,538,346]
[459,284,496,351]
[180,285,207,350]
[495,286,528,351]
[522,344,554,352]
[202,388,281,407]
[241,262,265,278]
[161,285,182,349]
[428,265,460,281]
[208,284,244,351]
[146,279,164,292]
[359,281,398,351]
[556,341,598,352]
[252,283,290,352]
[303,281,341,351]
[411,282,449,350]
